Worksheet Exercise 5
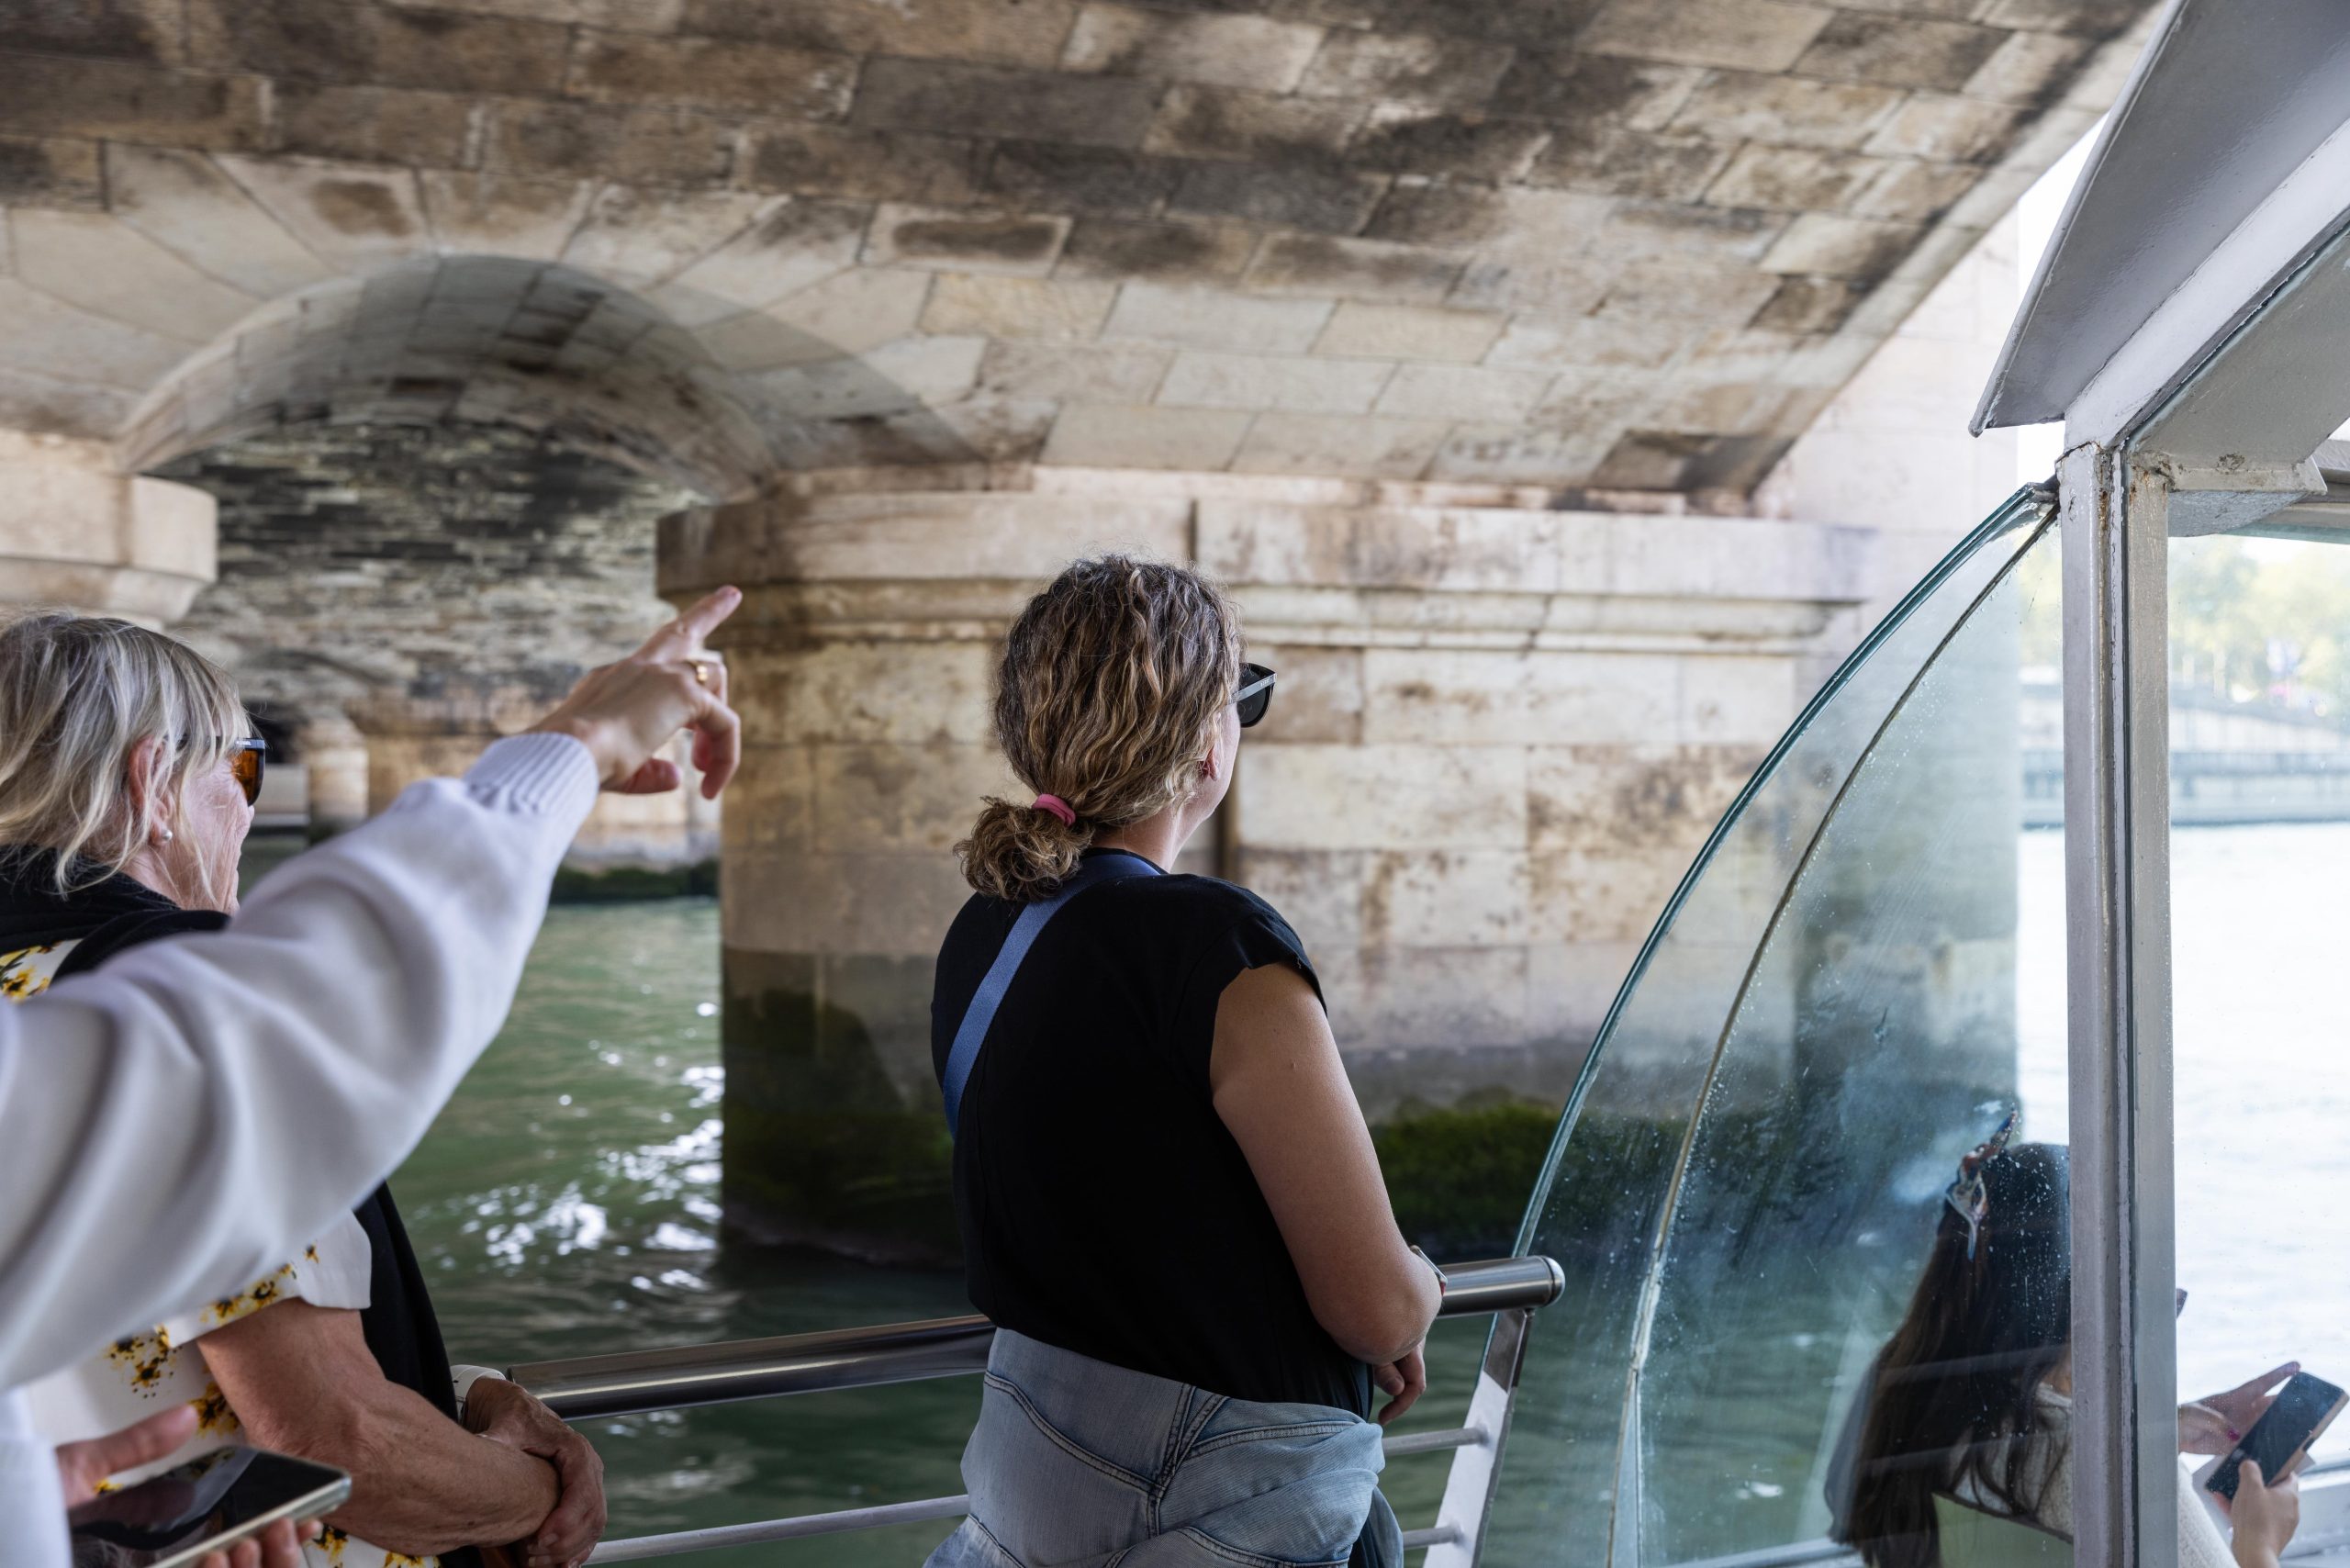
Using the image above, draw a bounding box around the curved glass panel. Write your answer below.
[1486,488,2065,1566]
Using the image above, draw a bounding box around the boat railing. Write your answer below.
[502,1254,1565,1566]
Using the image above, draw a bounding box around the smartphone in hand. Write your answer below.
[67,1444,350,1567]
[2206,1372,2348,1502]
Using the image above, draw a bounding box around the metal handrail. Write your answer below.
[516,1256,1565,1565]
[512,1254,1565,1422]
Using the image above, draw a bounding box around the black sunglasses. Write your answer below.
[1236,664,1276,729]
[226,737,266,808]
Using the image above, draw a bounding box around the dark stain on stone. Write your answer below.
[1682,433,1796,495]
[1588,430,1715,490]
[1534,126,1728,201]
[1613,200,1777,246]
[1058,218,1252,283]
[1362,182,1506,246]
[1348,112,1550,181]
[750,204,814,247]
[888,213,1064,265]
[1492,50,1682,123]
[1589,428,1796,497]
[719,947,957,1263]
[386,375,462,402]
[1751,277,1861,335]
[1249,232,1462,297]
[1170,161,1389,235]
[0,137,101,208]
[983,141,1184,218]
[1304,0,1607,49]
[312,179,413,238]
[0,0,173,62]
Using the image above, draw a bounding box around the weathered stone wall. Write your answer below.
[0,429,216,625]
[158,422,696,711]
[158,421,718,865]
[0,0,2152,499]
[661,468,1872,1255]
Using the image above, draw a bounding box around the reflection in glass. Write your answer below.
[1833,1135,2074,1568]
[1487,490,2071,1566]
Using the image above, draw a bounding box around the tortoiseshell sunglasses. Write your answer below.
[226,736,266,807]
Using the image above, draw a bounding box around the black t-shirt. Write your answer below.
[931,850,1371,1416]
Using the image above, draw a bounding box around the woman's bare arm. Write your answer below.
[201,1300,557,1554]
[1210,962,1439,1368]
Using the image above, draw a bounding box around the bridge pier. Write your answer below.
[662,467,1874,1259]
[0,431,216,628]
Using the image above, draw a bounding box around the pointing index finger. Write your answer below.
[642,587,742,660]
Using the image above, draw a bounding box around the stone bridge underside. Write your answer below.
[5,0,2140,493]
[0,0,2154,1254]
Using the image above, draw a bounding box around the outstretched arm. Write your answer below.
[0,588,743,1390]
[0,735,595,1390]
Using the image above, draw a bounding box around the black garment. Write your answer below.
[931,850,1371,1416]
[0,848,482,1568]
[0,846,182,949]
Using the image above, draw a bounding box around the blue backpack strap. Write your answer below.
[941,850,1161,1137]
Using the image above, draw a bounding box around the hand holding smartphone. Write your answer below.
[66,1445,350,1568]
[2205,1372,2348,1503]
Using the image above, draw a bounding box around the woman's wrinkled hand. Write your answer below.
[466,1376,607,1568]
[2182,1362,2299,1455]
[2227,1460,2300,1568]
[529,587,744,800]
[1372,1345,1427,1428]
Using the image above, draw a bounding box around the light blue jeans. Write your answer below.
[925,1328,1400,1568]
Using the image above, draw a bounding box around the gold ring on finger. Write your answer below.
[689,658,712,688]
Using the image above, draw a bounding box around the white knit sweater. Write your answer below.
[0,734,599,1566]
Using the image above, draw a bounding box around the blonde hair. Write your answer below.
[0,612,250,895]
[957,555,1243,902]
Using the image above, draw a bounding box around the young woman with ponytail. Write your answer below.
[926,555,1439,1568]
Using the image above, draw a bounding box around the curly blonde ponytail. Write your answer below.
[957,555,1243,902]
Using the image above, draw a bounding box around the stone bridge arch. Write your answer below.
[0,0,2161,1253]
[9,144,1044,491]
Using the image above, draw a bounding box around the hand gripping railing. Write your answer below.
[500,1255,1564,1565]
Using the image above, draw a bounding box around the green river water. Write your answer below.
[376,895,1487,1564]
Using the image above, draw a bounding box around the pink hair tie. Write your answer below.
[1032,794,1077,827]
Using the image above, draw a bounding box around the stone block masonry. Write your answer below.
[0,0,2156,499]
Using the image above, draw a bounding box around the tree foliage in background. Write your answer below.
[2170,538,2350,717]
[2016,535,2350,721]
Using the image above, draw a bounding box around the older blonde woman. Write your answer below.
[0,614,602,1568]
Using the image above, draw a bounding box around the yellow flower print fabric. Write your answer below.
[4,941,409,1567]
